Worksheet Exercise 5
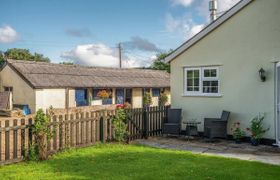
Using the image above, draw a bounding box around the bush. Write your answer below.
[159,93,168,106]
[112,107,128,142]
[32,109,53,161]
[143,92,152,107]
[247,114,269,140]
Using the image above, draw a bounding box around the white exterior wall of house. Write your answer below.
[170,0,280,139]
[132,88,143,108]
[35,89,66,112]
[69,89,76,107]
[0,65,36,113]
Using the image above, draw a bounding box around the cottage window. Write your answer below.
[4,86,13,92]
[152,88,160,97]
[184,67,220,96]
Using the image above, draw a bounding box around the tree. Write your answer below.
[4,48,50,62]
[0,51,5,67]
[59,61,74,65]
[150,50,173,73]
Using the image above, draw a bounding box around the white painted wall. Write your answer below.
[69,89,76,107]
[132,88,143,108]
[170,0,280,139]
[35,89,66,112]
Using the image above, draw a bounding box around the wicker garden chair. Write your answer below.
[204,111,230,139]
[163,108,182,135]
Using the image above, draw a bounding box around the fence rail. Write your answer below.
[0,106,168,165]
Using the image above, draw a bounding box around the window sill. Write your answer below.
[182,93,223,97]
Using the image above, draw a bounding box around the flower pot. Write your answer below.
[251,138,260,146]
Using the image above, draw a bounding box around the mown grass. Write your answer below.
[0,143,279,180]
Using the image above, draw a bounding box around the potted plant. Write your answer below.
[246,114,269,146]
[159,93,168,106]
[97,89,110,99]
[231,122,245,144]
[143,92,152,107]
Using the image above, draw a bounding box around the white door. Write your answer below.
[275,62,280,146]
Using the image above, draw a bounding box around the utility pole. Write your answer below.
[118,43,122,68]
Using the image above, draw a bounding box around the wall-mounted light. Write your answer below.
[259,68,266,82]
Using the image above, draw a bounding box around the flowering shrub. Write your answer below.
[247,114,269,140]
[112,105,128,142]
[116,104,124,108]
[143,92,152,107]
[231,122,245,141]
[97,90,110,99]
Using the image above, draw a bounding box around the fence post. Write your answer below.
[100,114,105,143]
[143,107,149,139]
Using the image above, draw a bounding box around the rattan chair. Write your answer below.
[204,111,230,139]
[163,108,182,135]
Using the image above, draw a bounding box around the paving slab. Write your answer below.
[134,137,280,165]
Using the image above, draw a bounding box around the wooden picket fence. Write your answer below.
[0,106,169,165]
[126,106,169,141]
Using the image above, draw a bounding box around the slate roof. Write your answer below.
[5,59,170,89]
[0,91,10,110]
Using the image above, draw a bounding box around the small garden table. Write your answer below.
[183,121,201,136]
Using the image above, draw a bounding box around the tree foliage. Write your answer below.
[150,50,173,73]
[60,61,74,65]
[0,51,5,68]
[3,48,50,62]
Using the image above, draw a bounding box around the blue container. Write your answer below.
[14,104,31,115]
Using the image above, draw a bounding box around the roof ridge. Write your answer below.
[7,59,167,73]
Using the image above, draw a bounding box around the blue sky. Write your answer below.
[0,0,239,67]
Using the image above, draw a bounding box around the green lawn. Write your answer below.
[0,144,279,180]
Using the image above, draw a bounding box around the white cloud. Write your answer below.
[189,24,204,37]
[165,13,204,40]
[61,44,119,67]
[165,0,240,40]
[218,0,240,12]
[0,25,19,43]
[170,0,193,7]
[61,43,154,68]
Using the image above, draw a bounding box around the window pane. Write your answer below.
[194,87,199,91]
[194,70,199,78]
[211,87,218,93]
[194,78,199,86]
[210,69,217,77]
[187,70,193,78]
[152,88,160,97]
[187,87,193,91]
[187,79,193,86]
[204,70,210,77]
[203,87,210,93]
[211,81,218,86]
[203,81,210,86]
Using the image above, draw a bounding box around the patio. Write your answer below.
[134,136,280,165]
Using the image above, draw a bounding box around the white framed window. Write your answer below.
[184,66,220,96]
